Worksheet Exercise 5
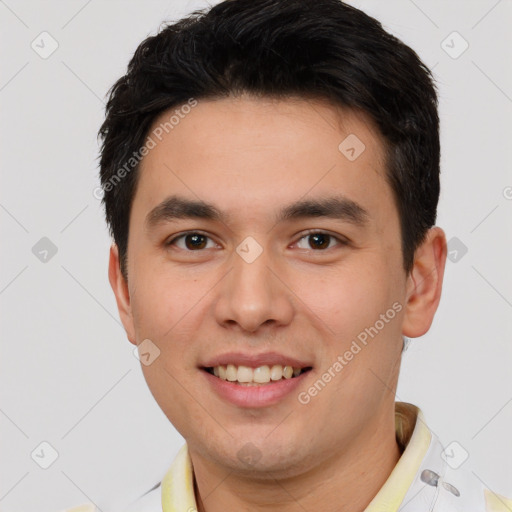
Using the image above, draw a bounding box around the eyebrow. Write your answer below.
[144,194,369,230]
[278,197,369,225]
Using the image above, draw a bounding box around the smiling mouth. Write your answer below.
[203,364,313,386]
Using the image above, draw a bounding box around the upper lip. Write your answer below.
[201,351,313,369]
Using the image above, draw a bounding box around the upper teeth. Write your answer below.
[212,364,303,384]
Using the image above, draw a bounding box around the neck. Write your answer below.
[190,406,402,512]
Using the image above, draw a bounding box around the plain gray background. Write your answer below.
[1,0,511,511]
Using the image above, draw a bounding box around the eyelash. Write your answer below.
[165,230,349,251]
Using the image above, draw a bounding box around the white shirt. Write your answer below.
[68,402,512,512]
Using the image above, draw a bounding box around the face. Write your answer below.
[109,95,443,478]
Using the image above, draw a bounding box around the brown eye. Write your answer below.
[295,231,347,251]
[184,234,207,250]
[308,233,331,249]
[167,232,216,250]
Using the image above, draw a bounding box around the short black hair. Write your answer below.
[98,0,440,280]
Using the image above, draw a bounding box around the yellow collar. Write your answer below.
[161,402,430,512]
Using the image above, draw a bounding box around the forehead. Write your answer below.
[131,95,395,231]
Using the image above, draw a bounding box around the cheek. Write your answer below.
[291,262,397,339]
[130,255,211,335]
[139,358,199,440]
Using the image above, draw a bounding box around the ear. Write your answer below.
[402,227,447,338]
[108,243,137,345]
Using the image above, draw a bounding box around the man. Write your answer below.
[73,0,510,510]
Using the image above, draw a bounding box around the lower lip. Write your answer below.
[201,369,311,408]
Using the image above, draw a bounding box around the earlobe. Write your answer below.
[108,243,137,344]
[402,227,447,338]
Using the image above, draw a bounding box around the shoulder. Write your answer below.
[435,463,512,511]
[434,466,512,512]
[483,489,512,512]
[396,406,511,512]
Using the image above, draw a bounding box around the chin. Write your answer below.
[209,437,317,479]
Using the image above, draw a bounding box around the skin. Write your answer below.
[109,94,447,512]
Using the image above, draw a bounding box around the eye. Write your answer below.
[295,231,347,250]
[166,232,218,251]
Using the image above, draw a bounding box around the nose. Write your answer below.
[213,246,295,333]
